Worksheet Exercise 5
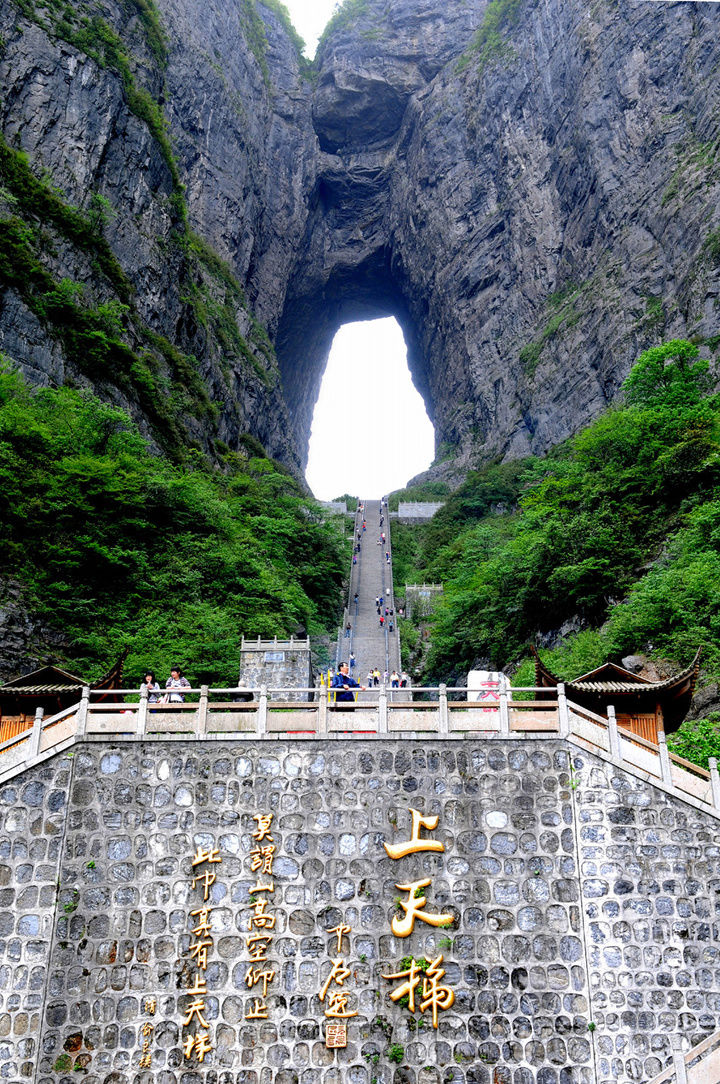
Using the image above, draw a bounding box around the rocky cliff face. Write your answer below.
[0,0,313,467]
[1,0,719,476]
[279,0,720,472]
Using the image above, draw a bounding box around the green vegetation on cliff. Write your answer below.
[399,342,720,710]
[0,363,348,684]
[0,7,281,455]
[318,0,370,48]
[0,175,219,458]
[457,0,526,74]
[258,0,306,58]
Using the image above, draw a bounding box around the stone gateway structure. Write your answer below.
[2,731,720,1083]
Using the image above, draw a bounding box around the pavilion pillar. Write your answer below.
[656,701,665,737]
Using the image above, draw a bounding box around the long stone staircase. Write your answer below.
[337,499,401,694]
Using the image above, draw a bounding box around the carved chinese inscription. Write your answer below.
[383,807,457,1027]
[321,921,357,1048]
[182,845,223,1064]
[138,996,156,1068]
[246,812,277,1020]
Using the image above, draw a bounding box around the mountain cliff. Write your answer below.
[1,0,719,479]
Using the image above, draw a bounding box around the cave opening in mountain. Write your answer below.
[305,318,435,501]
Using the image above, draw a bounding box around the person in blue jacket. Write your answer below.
[331,663,365,704]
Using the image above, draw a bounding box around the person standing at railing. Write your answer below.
[331,663,365,704]
[140,671,161,703]
[165,667,191,703]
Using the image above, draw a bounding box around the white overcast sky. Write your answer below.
[282,0,337,56]
[305,320,435,501]
[280,3,435,500]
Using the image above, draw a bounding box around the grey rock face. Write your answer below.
[0,0,308,469]
[0,577,70,680]
[1,0,720,475]
[278,0,720,471]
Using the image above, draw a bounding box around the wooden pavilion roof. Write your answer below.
[531,646,701,732]
[0,651,128,702]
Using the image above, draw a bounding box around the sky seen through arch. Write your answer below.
[277,3,436,498]
[305,319,435,501]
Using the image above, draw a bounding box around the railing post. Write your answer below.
[136,685,148,738]
[258,685,268,737]
[607,704,621,760]
[557,682,570,737]
[378,684,388,735]
[657,731,674,787]
[438,684,448,736]
[318,690,328,735]
[671,1035,687,1084]
[709,757,720,810]
[499,677,510,736]
[196,685,209,738]
[76,686,91,739]
[29,707,44,759]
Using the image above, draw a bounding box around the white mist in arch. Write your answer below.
[305,318,435,501]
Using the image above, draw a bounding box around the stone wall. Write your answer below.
[238,641,313,699]
[571,749,720,1084]
[404,586,443,622]
[0,738,719,1083]
[396,506,445,524]
[0,753,71,1080]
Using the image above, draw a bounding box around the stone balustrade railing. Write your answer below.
[648,1031,720,1084]
[0,684,717,818]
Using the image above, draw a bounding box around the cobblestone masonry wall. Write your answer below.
[238,647,312,697]
[0,740,719,1084]
[571,749,720,1083]
[0,754,70,1081]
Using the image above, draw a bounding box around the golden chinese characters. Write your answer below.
[245,812,278,1020]
[382,955,455,1028]
[391,879,453,938]
[138,998,155,1068]
[320,921,357,1048]
[183,844,224,1064]
[383,810,445,859]
[191,845,221,901]
[383,808,457,1027]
